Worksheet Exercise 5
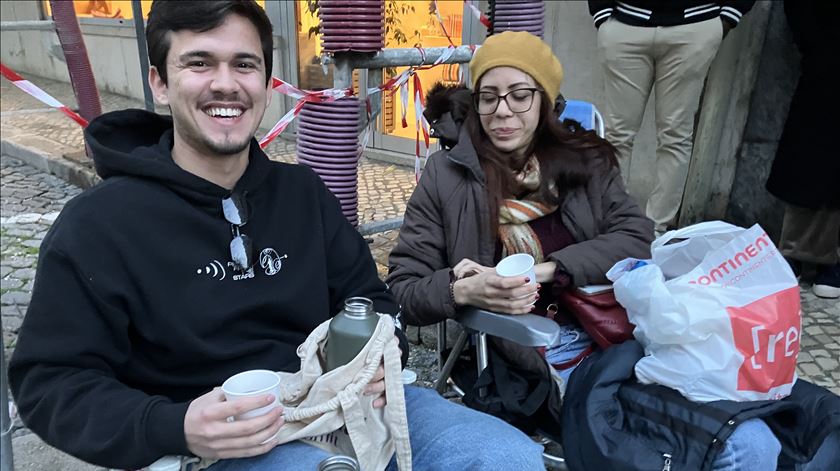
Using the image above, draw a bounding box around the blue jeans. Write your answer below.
[543,325,594,385]
[714,422,840,471]
[206,386,545,471]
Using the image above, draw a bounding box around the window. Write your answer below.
[42,1,264,20]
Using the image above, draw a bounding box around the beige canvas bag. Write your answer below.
[272,314,412,471]
[186,315,411,471]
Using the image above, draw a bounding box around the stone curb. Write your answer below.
[1,138,98,190]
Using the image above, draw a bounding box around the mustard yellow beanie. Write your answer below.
[469,31,563,103]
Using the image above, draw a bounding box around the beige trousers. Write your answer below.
[597,17,723,229]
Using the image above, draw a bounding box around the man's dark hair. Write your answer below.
[146,0,273,86]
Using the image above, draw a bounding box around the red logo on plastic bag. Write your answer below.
[728,286,800,393]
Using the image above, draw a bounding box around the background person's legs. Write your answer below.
[646,18,723,232]
[780,204,840,266]
[597,18,656,183]
[780,204,840,298]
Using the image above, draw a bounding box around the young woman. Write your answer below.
[387,31,838,471]
[388,30,652,385]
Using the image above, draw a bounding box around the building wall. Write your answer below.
[0,4,286,129]
[725,1,799,240]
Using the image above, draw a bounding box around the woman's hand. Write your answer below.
[453,258,492,279]
[452,270,539,315]
[534,261,557,283]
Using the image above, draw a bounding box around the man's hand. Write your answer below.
[364,338,400,408]
[365,364,387,408]
[184,388,285,459]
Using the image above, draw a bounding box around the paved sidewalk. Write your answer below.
[2,73,839,470]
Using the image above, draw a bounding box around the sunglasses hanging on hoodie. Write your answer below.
[222,192,255,271]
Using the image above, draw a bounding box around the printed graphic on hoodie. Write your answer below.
[196,248,287,281]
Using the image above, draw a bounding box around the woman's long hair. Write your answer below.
[466,89,619,234]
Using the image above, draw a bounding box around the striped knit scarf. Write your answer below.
[498,154,558,261]
[498,198,557,261]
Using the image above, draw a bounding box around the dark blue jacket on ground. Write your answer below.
[562,340,840,471]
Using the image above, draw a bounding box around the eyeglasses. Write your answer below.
[473,88,542,115]
[222,193,255,272]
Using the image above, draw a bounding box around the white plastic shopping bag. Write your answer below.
[607,221,801,402]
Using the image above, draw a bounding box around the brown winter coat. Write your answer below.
[386,86,653,432]
[386,94,654,328]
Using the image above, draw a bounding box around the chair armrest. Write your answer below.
[456,308,561,347]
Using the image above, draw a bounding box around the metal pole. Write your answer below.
[1,315,14,471]
[323,46,475,69]
[131,0,155,112]
[0,20,55,31]
[49,0,102,123]
[332,53,355,90]
[363,67,383,130]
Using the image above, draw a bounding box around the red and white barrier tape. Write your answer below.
[464,0,493,29]
[432,1,457,47]
[412,73,430,182]
[258,77,354,148]
[0,62,89,127]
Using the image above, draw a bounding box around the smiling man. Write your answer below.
[7,1,545,470]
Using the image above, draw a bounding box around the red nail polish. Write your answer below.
[525,277,531,283]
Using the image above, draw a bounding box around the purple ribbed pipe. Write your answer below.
[296,98,361,226]
[488,0,546,38]
[319,0,385,52]
[49,0,102,123]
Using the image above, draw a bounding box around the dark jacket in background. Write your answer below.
[563,340,840,471]
[588,1,755,28]
[766,1,840,210]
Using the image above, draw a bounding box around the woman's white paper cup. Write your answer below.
[495,253,536,285]
[221,369,281,420]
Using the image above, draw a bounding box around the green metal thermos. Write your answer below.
[325,297,379,372]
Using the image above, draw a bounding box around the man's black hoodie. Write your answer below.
[9,109,404,469]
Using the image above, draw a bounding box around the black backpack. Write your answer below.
[451,341,564,439]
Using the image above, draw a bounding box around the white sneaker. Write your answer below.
[813,283,840,299]
[813,264,840,299]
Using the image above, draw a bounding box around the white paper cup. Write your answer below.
[148,456,182,471]
[221,369,281,420]
[401,368,418,385]
[495,253,536,285]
